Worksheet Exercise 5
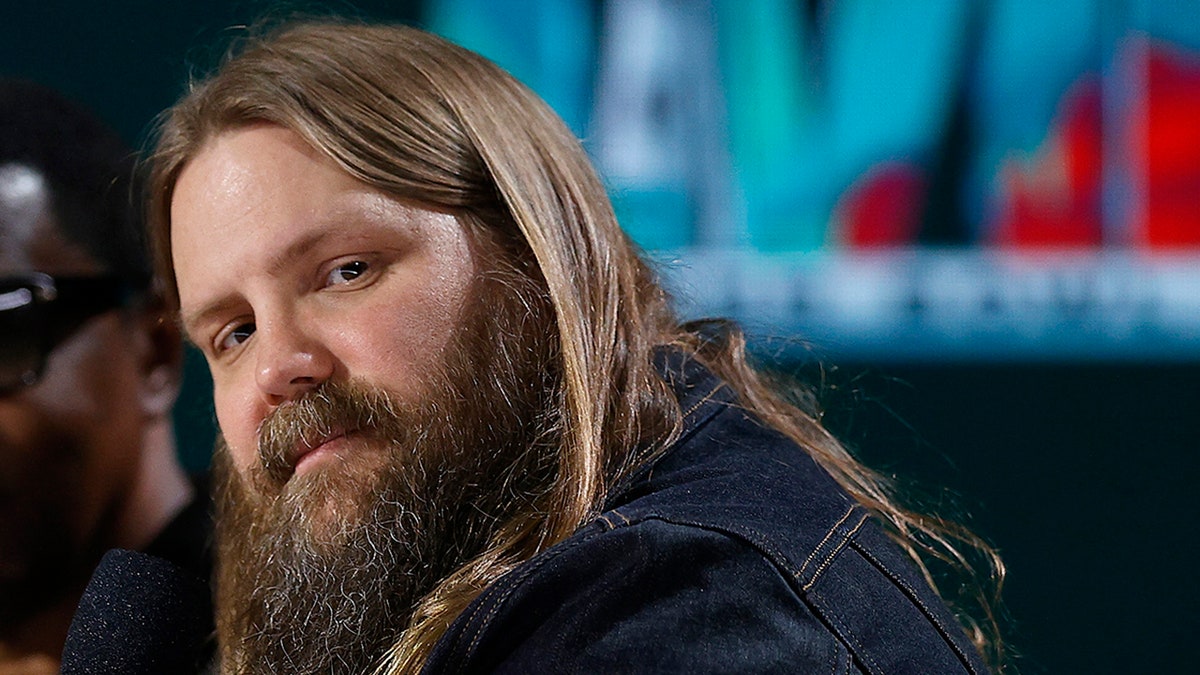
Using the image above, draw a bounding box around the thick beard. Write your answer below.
[213,260,558,674]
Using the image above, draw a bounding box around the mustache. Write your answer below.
[256,380,407,487]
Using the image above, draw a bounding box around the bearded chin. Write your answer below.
[212,262,559,674]
[214,443,432,673]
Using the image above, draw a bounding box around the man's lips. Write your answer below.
[288,430,350,477]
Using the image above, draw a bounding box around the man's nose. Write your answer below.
[253,320,334,406]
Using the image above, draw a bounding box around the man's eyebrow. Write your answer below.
[179,295,245,345]
[177,226,337,342]
[265,227,331,277]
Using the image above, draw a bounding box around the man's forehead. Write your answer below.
[170,125,464,318]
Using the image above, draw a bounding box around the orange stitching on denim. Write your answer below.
[809,592,882,675]
[831,643,853,675]
[610,508,631,526]
[849,540,980,674]
[798,505,856,580]
[802,512,868,592]
[828,644,843,675]
[682,383,728,419]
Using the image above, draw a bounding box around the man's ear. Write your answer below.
[135,297,184,419]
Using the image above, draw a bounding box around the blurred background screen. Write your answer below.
[431,0,1200,362]
[3,0,1197,672]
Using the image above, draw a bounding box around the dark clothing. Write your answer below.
[143,475,213,585]
[425,353,987,674]
[142,476,215,667]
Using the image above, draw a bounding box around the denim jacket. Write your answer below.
[423,353,988,674]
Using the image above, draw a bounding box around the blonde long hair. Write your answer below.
[148,20,1006,673]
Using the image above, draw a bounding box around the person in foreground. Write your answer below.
[149,20,1006,674]
[0,80,207,673]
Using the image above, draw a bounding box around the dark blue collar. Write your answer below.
[602,348,737,510]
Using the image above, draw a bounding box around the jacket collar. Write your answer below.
[653,346,736,442]
[602,347,737,510]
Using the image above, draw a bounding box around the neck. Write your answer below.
[112,419,192,552]
[0,585,83,668]
[0,419,193,667]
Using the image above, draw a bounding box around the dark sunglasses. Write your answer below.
[0,272,132,394]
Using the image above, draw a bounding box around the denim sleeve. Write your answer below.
[428,518,861,674]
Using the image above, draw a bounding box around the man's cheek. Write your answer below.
[213,402,259,479]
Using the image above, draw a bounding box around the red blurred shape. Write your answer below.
[837,162,927,248]
[991,77,1104,248]
[1139,42,1200,248]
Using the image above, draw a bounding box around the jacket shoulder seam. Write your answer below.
[847,538,982,674]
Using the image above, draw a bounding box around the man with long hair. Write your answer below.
[149,20,1004,674]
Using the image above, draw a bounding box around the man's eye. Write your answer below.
[219,322,256,352]
[326,260,369,286]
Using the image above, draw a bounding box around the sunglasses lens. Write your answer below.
[0,285,44,392]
